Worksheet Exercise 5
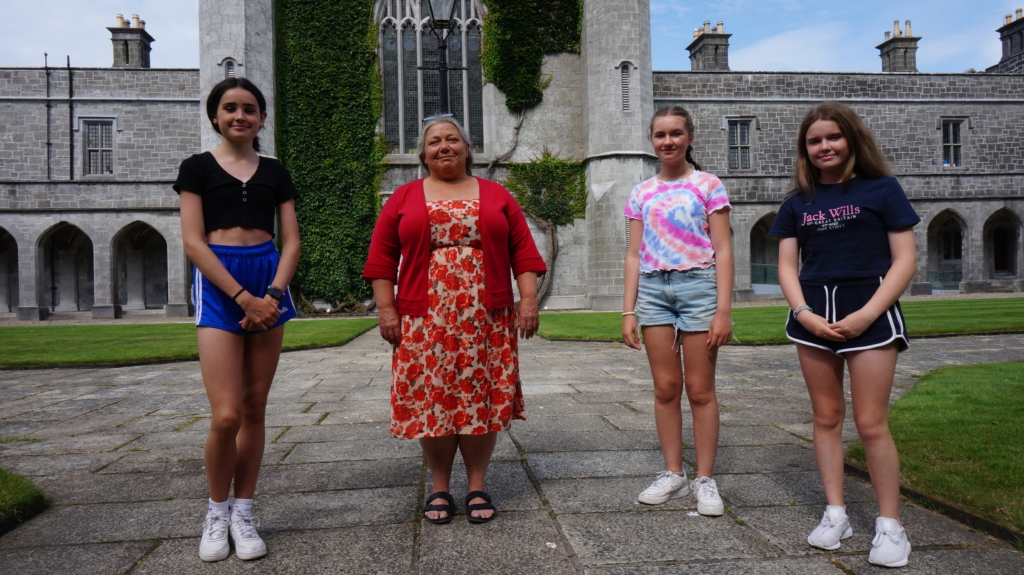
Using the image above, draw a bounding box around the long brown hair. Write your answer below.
[649,105,702,171]
[790,102,892,202]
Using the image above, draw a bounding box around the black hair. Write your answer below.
[205,77,267,153]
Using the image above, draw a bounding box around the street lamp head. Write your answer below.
[427,0,459,29]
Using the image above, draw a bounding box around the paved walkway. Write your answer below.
[1,333,1022,574]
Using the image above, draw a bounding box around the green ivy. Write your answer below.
[504,149,586,226]
[481,0,583,111]
[275,0,386,302]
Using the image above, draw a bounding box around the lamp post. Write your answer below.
[422,0,465,116]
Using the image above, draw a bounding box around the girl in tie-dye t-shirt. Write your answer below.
[621,106,734,518]
[623,171,731,272]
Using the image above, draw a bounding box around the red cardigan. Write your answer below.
[363,178,547,316]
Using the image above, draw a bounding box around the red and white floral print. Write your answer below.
[390,200,525,439]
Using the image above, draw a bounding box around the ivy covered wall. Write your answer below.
[276,0,386,302]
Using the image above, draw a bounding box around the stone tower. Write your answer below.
[198,0,277,156]
[108,14,154,68]
[876,20,920,73]
[581,0,656,310]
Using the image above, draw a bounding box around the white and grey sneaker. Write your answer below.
[807,505,853,550]
[690,476,725,516]
[869,517,911,568]
[198,512,230,562]
[230,514,267,560]
[638,470,689,505]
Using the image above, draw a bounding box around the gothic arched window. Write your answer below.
[377,0,485,154]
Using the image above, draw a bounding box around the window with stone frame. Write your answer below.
[377,0,485,154]
[942,119,964,167]
[727,119,752,170]
[84,121,114,175]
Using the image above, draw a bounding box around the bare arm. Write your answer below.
[179,191,279,330]
[516,272,539,339]
[707,210,733,349]
[622,218,644,350]
[778,236,844,341]
[829,227,916,339]
[372,279,401,346]
[271,199,300,292]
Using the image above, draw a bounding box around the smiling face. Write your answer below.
[804,119,851,182]
[213,87,265,145]
[423,121,468,179]
[650,115,694,166]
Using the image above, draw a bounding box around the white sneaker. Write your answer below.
[230,515,267,560]
[869,517,911,567]
[807,505,853,550]
[198,512,230,562]
[690,476,725,516]
[638,470,689,504]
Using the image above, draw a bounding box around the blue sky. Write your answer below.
[0,1,1017,72]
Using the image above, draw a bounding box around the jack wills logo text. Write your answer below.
[829,205,861,218]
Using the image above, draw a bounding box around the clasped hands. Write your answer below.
[796,308,875,341]
[238,292,282,331]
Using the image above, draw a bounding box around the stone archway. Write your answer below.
[926,210,966,294]
[113,222,169,310]
[38,223,94,312]
[0,227,18,312]
[984,209,1021,280]
[750,213,780,295]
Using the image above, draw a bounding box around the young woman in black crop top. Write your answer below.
[173,78,300,562]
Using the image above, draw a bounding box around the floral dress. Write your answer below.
[390,199,525,439]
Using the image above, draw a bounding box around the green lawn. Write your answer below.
[0,466,47,525]
[537,298,1024,343]
[0,318,378,368]
[846,361,1024,536]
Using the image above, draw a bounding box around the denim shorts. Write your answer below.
[636,267,718,333]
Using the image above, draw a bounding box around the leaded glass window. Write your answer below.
[728,120,751,170]
[85,121,114,175]
[942,119,963,167]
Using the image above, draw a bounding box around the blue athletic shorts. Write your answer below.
[785,277,909,355]
[193,241,296,335]
[636,267,718,333]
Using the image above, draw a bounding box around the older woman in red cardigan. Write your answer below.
[363,117,546,525]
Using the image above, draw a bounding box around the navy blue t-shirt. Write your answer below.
[769,176,920,282]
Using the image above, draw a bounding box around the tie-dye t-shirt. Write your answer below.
[623,171,731,273]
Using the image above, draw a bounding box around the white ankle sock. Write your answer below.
[208,498,229,516]
[232,498,253,521]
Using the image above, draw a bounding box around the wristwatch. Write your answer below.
[265,285,284,301]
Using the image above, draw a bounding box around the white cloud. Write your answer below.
[729,23,874,72]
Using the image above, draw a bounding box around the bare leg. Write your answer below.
[420,435,459,521]
[459,432,499,520]
[796,344,848,507]
[197,327,246,503]
[641,325,685,473]
[679,331,719,478]
[846,343,901,522]
[231,325,285,499]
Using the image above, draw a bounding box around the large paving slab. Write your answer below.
[1,331,1022,573]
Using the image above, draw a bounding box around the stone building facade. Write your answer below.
[1,1,1022,320]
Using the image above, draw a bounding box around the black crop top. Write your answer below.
[173,152,298,235]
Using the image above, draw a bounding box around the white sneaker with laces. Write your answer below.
[869,517,911,567]
[230,514,267,560]
[690,476,725,516]
[198,512,230,562]
[807,505,853,550]
[638,470,689,504]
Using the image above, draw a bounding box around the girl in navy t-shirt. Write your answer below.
[769,102,919,568]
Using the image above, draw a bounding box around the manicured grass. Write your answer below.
[0,318,378,368]
[846,361,1024,536]
[537,297,1024,343]
[0,467,47,524]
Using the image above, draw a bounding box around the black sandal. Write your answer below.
[465,491,496,524]
[423,492,455,525]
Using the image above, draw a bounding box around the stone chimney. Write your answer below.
[876,20,920,72]
[108,13,155,68]
[686,20,731,71]
[994,9,1024,70]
